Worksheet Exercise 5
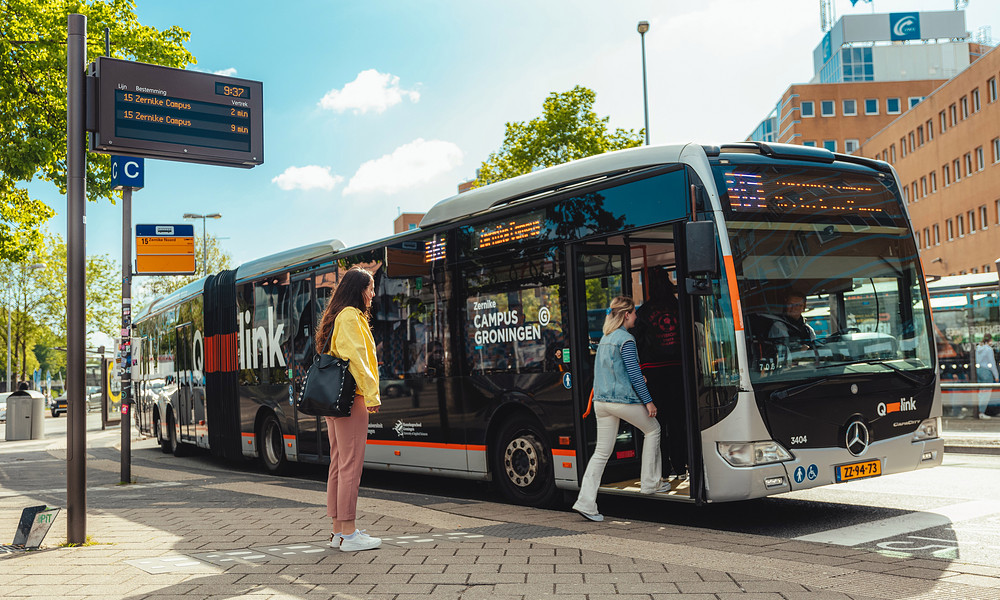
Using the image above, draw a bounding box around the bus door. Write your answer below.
[174,322,195,444]
[289,272,323,460]
[567,244,642,482]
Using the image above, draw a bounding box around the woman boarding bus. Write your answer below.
[132,142,942,506]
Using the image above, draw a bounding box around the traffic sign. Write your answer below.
[135,224,196,275]
[88,57,263,168]
[111,155,144,190]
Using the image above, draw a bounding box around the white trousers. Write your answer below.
[572,401,662,515]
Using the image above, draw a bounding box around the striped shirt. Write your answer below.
[621,339,653,404]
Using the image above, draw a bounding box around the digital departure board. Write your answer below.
[89,57,263,168]
[473,210,544,251]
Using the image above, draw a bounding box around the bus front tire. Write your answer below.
[167,413,187,457]
[491,416,558,508]
[259,413,289,476]
[156,415,171,454]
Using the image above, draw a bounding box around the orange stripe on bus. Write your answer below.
[724,254,744,332]
[552,449,576,456]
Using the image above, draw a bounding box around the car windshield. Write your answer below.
[714,160,935,384]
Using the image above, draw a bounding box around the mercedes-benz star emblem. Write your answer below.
[845,420,869,456]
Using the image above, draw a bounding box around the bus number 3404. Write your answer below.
[790,435,807,445]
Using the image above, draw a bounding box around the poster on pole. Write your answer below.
[135,224,196,275]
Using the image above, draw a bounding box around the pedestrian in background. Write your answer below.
[573,296,670,522]
[975,333,998,419]
[315,266,383,551]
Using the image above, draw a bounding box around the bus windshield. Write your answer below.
[713,160,934,384]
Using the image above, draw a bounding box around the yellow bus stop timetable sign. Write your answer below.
[135,224,196,275]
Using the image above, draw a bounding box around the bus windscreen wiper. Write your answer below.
[770,378,829,401]
[823,358,928,386]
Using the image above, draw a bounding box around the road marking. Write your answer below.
[794,500,1000,545]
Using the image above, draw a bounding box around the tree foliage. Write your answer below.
[0,0,196,261]
[474,86,644,187]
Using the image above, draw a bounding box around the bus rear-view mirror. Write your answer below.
[685,221,718,296]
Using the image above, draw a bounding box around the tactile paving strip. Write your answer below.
[380,531,486,546]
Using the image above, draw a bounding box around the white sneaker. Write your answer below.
[573,507,604,522]
[980,413,992,419]
[339,529,381,552]
[328,532,342,548]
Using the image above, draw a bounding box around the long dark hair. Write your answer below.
[315,266,374,353]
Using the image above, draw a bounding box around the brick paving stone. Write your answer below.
[553,563,611,573]
[641,570,706,582]
[409,572,470,584]
[353,572,414,584]
[554,582,618,594]
[780,592,855,600]
[737,579,810,592]
[500,562,556,574]
[714,594,788,600]
[675,580,743,593]
[615,582,682,594]
[583,572,645,583]
[937,573,1000,588]
[525,573,584,584]
[885,566,951,580]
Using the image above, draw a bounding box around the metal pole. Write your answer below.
[640,31,650,146]
[66,13,87,544]
[6,303,10,392]
[121,188,132,483]
[202,216,207,276]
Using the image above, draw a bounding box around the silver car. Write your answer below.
[0,391,9,422]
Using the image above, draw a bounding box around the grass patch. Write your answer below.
[59,535,109,548]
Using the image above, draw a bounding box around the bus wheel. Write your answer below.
[168,412,187,457]
[156,415,171,454]
[259,413,289,475]
[492,416,557,507]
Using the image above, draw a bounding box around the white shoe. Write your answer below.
[573,507,604,522]
[328,532,342,548]
[340,529,381,552]
[979,413,992,419]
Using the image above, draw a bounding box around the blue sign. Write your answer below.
[822,32,832,65]
[111,155,144,190]
[806,464,819,481]
[135,224,194,237]
[793,466,806,483]
[562,372,572,389]
[890,12,920,41]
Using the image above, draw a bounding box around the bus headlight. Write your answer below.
[912,417,940,441]
[717,441,793,467]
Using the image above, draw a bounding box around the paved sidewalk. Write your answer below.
[2,432,1000,599]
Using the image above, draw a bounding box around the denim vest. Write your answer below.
[593,327,641,404]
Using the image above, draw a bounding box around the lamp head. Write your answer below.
[182,213,200,219]
[206,213,222,219]
[637,21,650,34]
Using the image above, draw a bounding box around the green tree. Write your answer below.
[474,86,644,187]
[0,0,196,261]
[135,235,234,308]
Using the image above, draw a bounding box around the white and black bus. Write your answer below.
[132,142,942,505]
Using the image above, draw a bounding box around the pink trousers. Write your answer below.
[325,395,369,520]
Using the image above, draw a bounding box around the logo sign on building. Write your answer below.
[89,57,263,168]
[890,12,920,41]
[822,31,832,64]
[111,155,144,190]
[135,224,196,275]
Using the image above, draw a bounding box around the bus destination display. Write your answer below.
[721,168,897,219]
[473,211,544,251]
[90,57,263,168]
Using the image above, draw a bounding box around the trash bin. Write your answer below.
[5,391,45,441]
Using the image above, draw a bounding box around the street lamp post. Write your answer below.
[638,20,651,146]
[183,212,222,276]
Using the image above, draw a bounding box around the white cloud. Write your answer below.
[271,165,344,191]
[318,69,420,114]
[344,139,462,195]
[214,67,238,77]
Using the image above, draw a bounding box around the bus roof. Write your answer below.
[927,272,999,293]
[419,143,693,229]
[235,238,345,283]
[134,276,208,321]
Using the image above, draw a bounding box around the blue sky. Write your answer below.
[33,0,1000,275]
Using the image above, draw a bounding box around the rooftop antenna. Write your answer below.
[820,0,834,32]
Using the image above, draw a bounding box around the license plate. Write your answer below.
[836,459,881,482]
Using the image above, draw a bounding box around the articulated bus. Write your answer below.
[132,142,942,506]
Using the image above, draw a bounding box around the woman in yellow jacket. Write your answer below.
[315,266,382,552]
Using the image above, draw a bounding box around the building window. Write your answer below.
[842,99,857,116]
[930,171,937,192]
[917,126,925,146]
[909,96,923,108]
[887,97,901,114]
[976,146,985,171]
[902,186,909,203]
[954,159,962,182]
[996,200,1000,226]
[920,176,927,197]
[926,119,934,141]
[943,164,950,186]
[821,100,835,117]
[911,182,918,202]
[823,139,837,152]
[801,101,814,117]
[842,47,874,82]
[890,144,896,163]
[993,138,1000,163]
[940,110,948,133]
[972,88,981,112]
[950,104,958,126]
[865,98,879,115]
[961,96,969,119]
[924,228,931,248]
[934,224,940,245]
[900,137,907,158]
[947,219,954,241]
[981,206,989,230]
[989,77,998,103]
[959,214,965,237]
[968,210,976,233]
[908,132,915,153]
[802,140,817,147]
[964,153,973,177]
[844,139,859,154]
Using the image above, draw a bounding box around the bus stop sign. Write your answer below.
[111,156,143,190]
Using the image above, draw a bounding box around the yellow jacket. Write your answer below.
[328,306,381,408]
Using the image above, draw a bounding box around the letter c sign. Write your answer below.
[111,155,144,190]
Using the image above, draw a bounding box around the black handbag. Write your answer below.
[296,323,357,417]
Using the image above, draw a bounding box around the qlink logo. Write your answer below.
[878,397,916,416]
[238,305,286,370]
[890,12,920,41]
